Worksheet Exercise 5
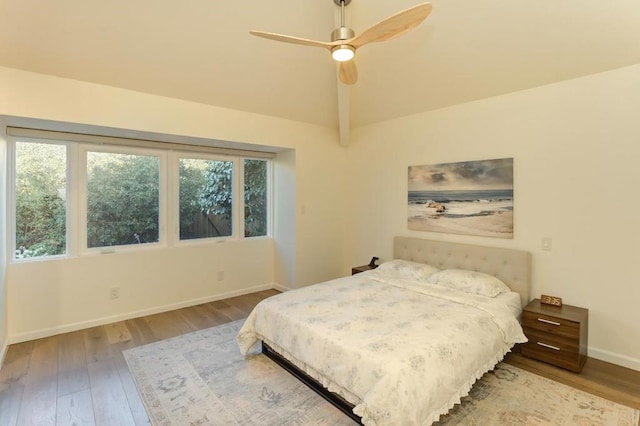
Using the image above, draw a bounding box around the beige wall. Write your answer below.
[346,64,640,370]
[0,66,348,341]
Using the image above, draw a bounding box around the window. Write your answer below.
[86,150,161,248]
[8,129,272,261]
[179,157,234,240]
[244,159,268,237]
[14,141,67,259]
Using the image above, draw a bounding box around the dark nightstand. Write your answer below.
[351,264,378,275]
[521,299,588,373]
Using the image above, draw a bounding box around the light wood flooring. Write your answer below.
[1,289,639,425]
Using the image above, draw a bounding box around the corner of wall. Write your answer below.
[0,338,8,369]
[0,120,8,368]
[273,149,296,288]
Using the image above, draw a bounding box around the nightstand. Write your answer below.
[521,299,588,373]
[351,265,377,275]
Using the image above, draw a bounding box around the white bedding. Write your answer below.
[237,270,527,425]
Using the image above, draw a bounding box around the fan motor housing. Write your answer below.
[331,26,355,42]
[333,0,352,5]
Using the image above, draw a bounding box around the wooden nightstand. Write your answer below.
[351,265,377,275]
[521,299,588,373]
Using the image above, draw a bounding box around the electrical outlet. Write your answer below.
[217,271,224,282]
[541,237,552,251]
[110,287,120,299]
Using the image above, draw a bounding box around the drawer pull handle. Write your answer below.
[537,318,561,326]
[537,342,560,351]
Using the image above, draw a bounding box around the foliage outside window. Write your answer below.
[86,151,160,248]
[179,158,269,240]
[244,159,268,237]
[179,158,233,240]
[10,136,271,261]
[14,141,67,259]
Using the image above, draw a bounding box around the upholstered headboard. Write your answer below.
[394,236,531,307]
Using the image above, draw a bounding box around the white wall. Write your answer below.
[0,66,348,341]
[7,240,274,341]
[346,64,640,370]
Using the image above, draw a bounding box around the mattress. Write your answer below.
[237,269,527,425]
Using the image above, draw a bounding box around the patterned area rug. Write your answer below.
[123,320,639,426]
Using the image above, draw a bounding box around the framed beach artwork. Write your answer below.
[408,158,514,238]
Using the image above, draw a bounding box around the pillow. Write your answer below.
[374,259,440,281]
[426,269,510,298]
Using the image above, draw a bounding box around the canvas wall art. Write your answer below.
[408,158,513,238]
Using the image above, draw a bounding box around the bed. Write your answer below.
[237,237,531,425]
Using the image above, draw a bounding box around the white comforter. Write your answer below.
[237,271,527,425]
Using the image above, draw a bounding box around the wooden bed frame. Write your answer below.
[262,237,531,423]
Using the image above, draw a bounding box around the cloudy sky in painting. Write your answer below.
[408,158,513,191]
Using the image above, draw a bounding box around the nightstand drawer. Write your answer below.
[522,328,580,352]
[521,339,584,372]
[522,310,580,340]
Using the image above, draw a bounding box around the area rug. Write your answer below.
[123,320,639,426]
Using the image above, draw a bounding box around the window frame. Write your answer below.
[8,136,71,262]
[171,151,240,245]
[79,144,168,255]
[7,134,272,263]
[241,157,272,239]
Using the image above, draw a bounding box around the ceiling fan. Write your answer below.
[250,1,432,85]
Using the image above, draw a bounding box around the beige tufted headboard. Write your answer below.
[394,236,531,307]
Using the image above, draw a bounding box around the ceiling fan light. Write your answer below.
[331,45,355,62]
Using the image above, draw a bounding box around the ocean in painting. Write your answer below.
[408,189,513,205]
[407,189,513,238]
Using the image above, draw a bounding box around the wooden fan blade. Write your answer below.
[249,30,336,50]
[350,2,432,49]
[339,60,358,85]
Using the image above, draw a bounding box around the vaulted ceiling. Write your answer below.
[1,0,639,133]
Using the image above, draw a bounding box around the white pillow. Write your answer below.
[374,259,440,281]
[426,269,510,298]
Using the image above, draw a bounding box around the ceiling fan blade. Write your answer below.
[249,30,336,49]
[339,60,358,85]
[350,2,432,49]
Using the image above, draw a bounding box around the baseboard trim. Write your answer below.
[8,283,279,344]
[271,283,292,293]
[589,346,640,372]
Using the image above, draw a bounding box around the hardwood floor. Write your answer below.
[0,290,278,426]
[1,288,638,425]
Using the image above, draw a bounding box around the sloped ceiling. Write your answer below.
[1,0,639,131]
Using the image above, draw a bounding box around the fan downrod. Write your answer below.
[332,0,354,42]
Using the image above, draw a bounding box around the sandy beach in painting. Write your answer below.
[407,189,513,238]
